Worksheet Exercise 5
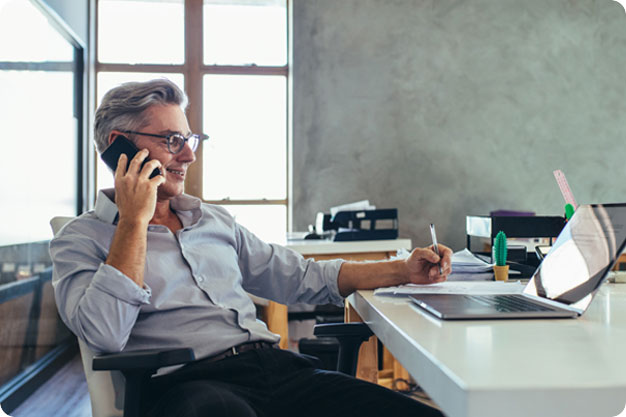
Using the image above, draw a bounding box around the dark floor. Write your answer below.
[11,354,91,417]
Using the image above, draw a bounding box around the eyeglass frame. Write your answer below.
[119,129,209,154]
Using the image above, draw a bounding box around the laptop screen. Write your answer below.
[523,204,626,311]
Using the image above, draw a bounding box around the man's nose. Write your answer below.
[178,142,197,162]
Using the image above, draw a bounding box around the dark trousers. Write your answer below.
[144,347,443,417]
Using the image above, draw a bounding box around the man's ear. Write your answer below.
[108,131,126,146]
[107,131,118,146]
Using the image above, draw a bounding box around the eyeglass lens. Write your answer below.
[168,134,199,154]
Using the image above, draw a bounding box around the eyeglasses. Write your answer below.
[120,130,209,154]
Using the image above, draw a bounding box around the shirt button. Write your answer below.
[197,276,204,283]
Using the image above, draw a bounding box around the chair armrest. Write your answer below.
[92,348,195,417]
[314,323,373,376]
[314,322,373,340]
[92,348,195,371]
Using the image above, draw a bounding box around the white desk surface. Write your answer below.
[285,238,412,256]
[349,284,626,417]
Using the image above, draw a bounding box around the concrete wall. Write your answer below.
[292,0,626,250]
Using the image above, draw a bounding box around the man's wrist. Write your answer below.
[393,259,411,285]
[117,216,149,230]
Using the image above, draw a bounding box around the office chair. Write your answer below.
[50,216,374,417]
[51,217,194,417]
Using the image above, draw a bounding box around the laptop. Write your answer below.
[410,203,626,320]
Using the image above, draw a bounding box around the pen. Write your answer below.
[429,223,443,275]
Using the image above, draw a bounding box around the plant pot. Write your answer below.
[493,265,509,281]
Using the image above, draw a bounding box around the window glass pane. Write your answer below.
[96,72,185,191]
[222,205,286,244]
[0,71,77,245]
[0,0,73,62]
[0,0,76,392]
[202,74,286,200]
[203,0,287,66]
[98,0,184,64]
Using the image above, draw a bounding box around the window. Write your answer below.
[96,0,289,242]
[203,1,287,66]
[0,0,81,407]
[98,0,185,65]
[0,1,80,245]
[202,74,286,201]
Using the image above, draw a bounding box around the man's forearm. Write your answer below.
[105,218,148,287]
[337,260,408,297]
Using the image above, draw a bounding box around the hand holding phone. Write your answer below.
[101,135,162,178]
[101,135,165,227]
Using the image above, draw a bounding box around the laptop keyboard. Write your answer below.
[465,295,555,313]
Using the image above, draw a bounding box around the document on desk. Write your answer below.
[374,281,526,296]
[448,248,495,281]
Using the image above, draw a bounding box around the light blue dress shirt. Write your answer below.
[50,189,344,364]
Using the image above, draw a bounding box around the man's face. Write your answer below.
[131,104,196,201]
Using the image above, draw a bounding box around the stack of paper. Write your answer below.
[448,248,494,281]
[374,280,525,296]
[330,200,376,216]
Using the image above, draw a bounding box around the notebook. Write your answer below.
[410,203,626,320]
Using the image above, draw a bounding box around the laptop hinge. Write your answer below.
[522,293,584,315]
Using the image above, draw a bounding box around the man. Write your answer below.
[50,78,452,417]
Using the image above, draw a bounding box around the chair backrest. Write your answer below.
[50,216,75,236]
[50,216,125,417]
[78,339,124,417]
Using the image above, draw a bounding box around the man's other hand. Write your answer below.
[405,244,453,285]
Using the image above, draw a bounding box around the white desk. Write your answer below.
[348,284,626,417]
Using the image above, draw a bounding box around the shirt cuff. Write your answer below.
[322,258,345,304]
[91,263,152,305]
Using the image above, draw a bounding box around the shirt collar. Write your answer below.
[94,188,203,225]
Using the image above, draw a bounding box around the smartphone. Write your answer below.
[101,135,161,179]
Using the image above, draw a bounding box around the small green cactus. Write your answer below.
[494,231,507,266]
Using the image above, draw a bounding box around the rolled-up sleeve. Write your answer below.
[50,226,151,353]
[235,224,344,305]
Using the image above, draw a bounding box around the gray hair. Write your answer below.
[94,78,188,153]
